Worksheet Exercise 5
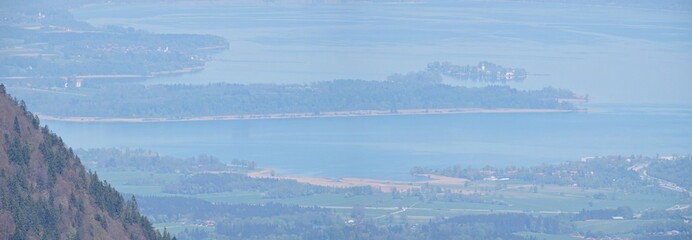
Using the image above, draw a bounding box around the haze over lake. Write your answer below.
[3,0,692,238]
[71,1,692,105]
[55,1,692,180]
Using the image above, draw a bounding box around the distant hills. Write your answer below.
[0,84,173,240]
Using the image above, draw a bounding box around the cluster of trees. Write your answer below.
[38,125,76,185]
[412,155,684,194]
[1,169,62,239]
[230,159,257,170]
[394,184,509,205]
[14,80,578,118]
[634,221,692,240]
[421,213,573,239]
[4,131,31,166]
[163,173,374,198]
[76,148,238,174]
[87,172,172,239]
[1,86,41,133]
[647,157,692,189]
[138,196,326,221]
[427,61,528,83]
[575,206,633,220]
[213,212,378,240]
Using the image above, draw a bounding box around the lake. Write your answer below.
[58,1,692,180]
[70,1,692,105]
[46,106,692,180]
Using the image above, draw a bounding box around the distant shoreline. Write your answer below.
[38,108,585,123]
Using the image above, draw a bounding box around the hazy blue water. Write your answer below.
[71,1,692,105]
[61,2,692,180]
[46,108,692,180]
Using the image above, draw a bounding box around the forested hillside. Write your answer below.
[0,84,172,240]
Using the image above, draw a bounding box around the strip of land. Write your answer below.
[2,66,206,80]
[247,168,469,193]
[37,108,584,123]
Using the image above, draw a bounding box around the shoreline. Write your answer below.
[38,107,585,123]
[2,66,206,81]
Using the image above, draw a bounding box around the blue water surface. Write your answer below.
[46,107,692,180]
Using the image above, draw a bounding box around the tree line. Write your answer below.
[163,172,374,198]
[76,148,244,174]
[14,80,578,118]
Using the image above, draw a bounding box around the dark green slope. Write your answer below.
[0,84,172,240]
